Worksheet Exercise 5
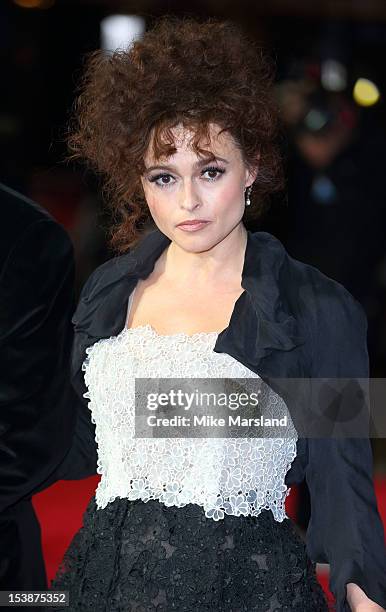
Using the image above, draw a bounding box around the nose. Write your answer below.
[179,178,202,211]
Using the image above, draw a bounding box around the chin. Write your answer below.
[174,232,221,253]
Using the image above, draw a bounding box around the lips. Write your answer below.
[177,220,210,226]
[176,220,211,232]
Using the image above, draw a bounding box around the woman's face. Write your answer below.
[140,123,258,251]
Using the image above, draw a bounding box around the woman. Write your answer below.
[51,16,386,611]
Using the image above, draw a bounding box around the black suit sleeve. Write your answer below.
[304,290,386,611]
[0,218,77,512]
[52,270,99,481]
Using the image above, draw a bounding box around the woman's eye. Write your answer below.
[202,166,225,181]
[148,166,225,188]
[149,173,175,188]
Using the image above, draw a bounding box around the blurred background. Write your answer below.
[1,0,386,602]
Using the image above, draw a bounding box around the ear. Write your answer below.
[245,152,260,187]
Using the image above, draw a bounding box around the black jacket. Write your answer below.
[57,226,386,612]
[0,183,77,509]
[0,183,77,591]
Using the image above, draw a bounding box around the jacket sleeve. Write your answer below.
[0,218,77,511]
[304,286,386,611]
[52,270,100,481]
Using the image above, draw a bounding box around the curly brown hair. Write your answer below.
[68,15,285,252]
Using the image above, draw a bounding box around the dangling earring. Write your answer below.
[245,185,252,207]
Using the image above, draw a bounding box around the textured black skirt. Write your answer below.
[48,495,330,611]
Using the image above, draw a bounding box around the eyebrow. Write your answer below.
[144,156,230,173]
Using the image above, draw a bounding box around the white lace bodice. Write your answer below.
[82,292,298,522]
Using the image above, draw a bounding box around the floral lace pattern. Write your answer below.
[82,323,298,523]
[50,496,330,611]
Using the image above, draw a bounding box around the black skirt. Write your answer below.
[49,495,330,611]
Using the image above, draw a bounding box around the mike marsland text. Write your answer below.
[145,415,288,427]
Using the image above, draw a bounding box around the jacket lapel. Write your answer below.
[74,227,306,373]
[75,230,172,339]
[214,230,306,373]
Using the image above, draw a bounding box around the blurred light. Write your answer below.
[321,60,347,92]
[101,15,145,53]
[311,175,338,205]
[353,78,380,107]
[304,61,321,83]
[304,108,329,132]
[13,0,54,7]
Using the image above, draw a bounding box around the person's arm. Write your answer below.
[0,218,76,512]
[51,269,99,481]
[51,382,98,481]
[346,583,385,611]
[304,287,386,612]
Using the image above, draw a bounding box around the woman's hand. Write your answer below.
[346,583,385,611]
